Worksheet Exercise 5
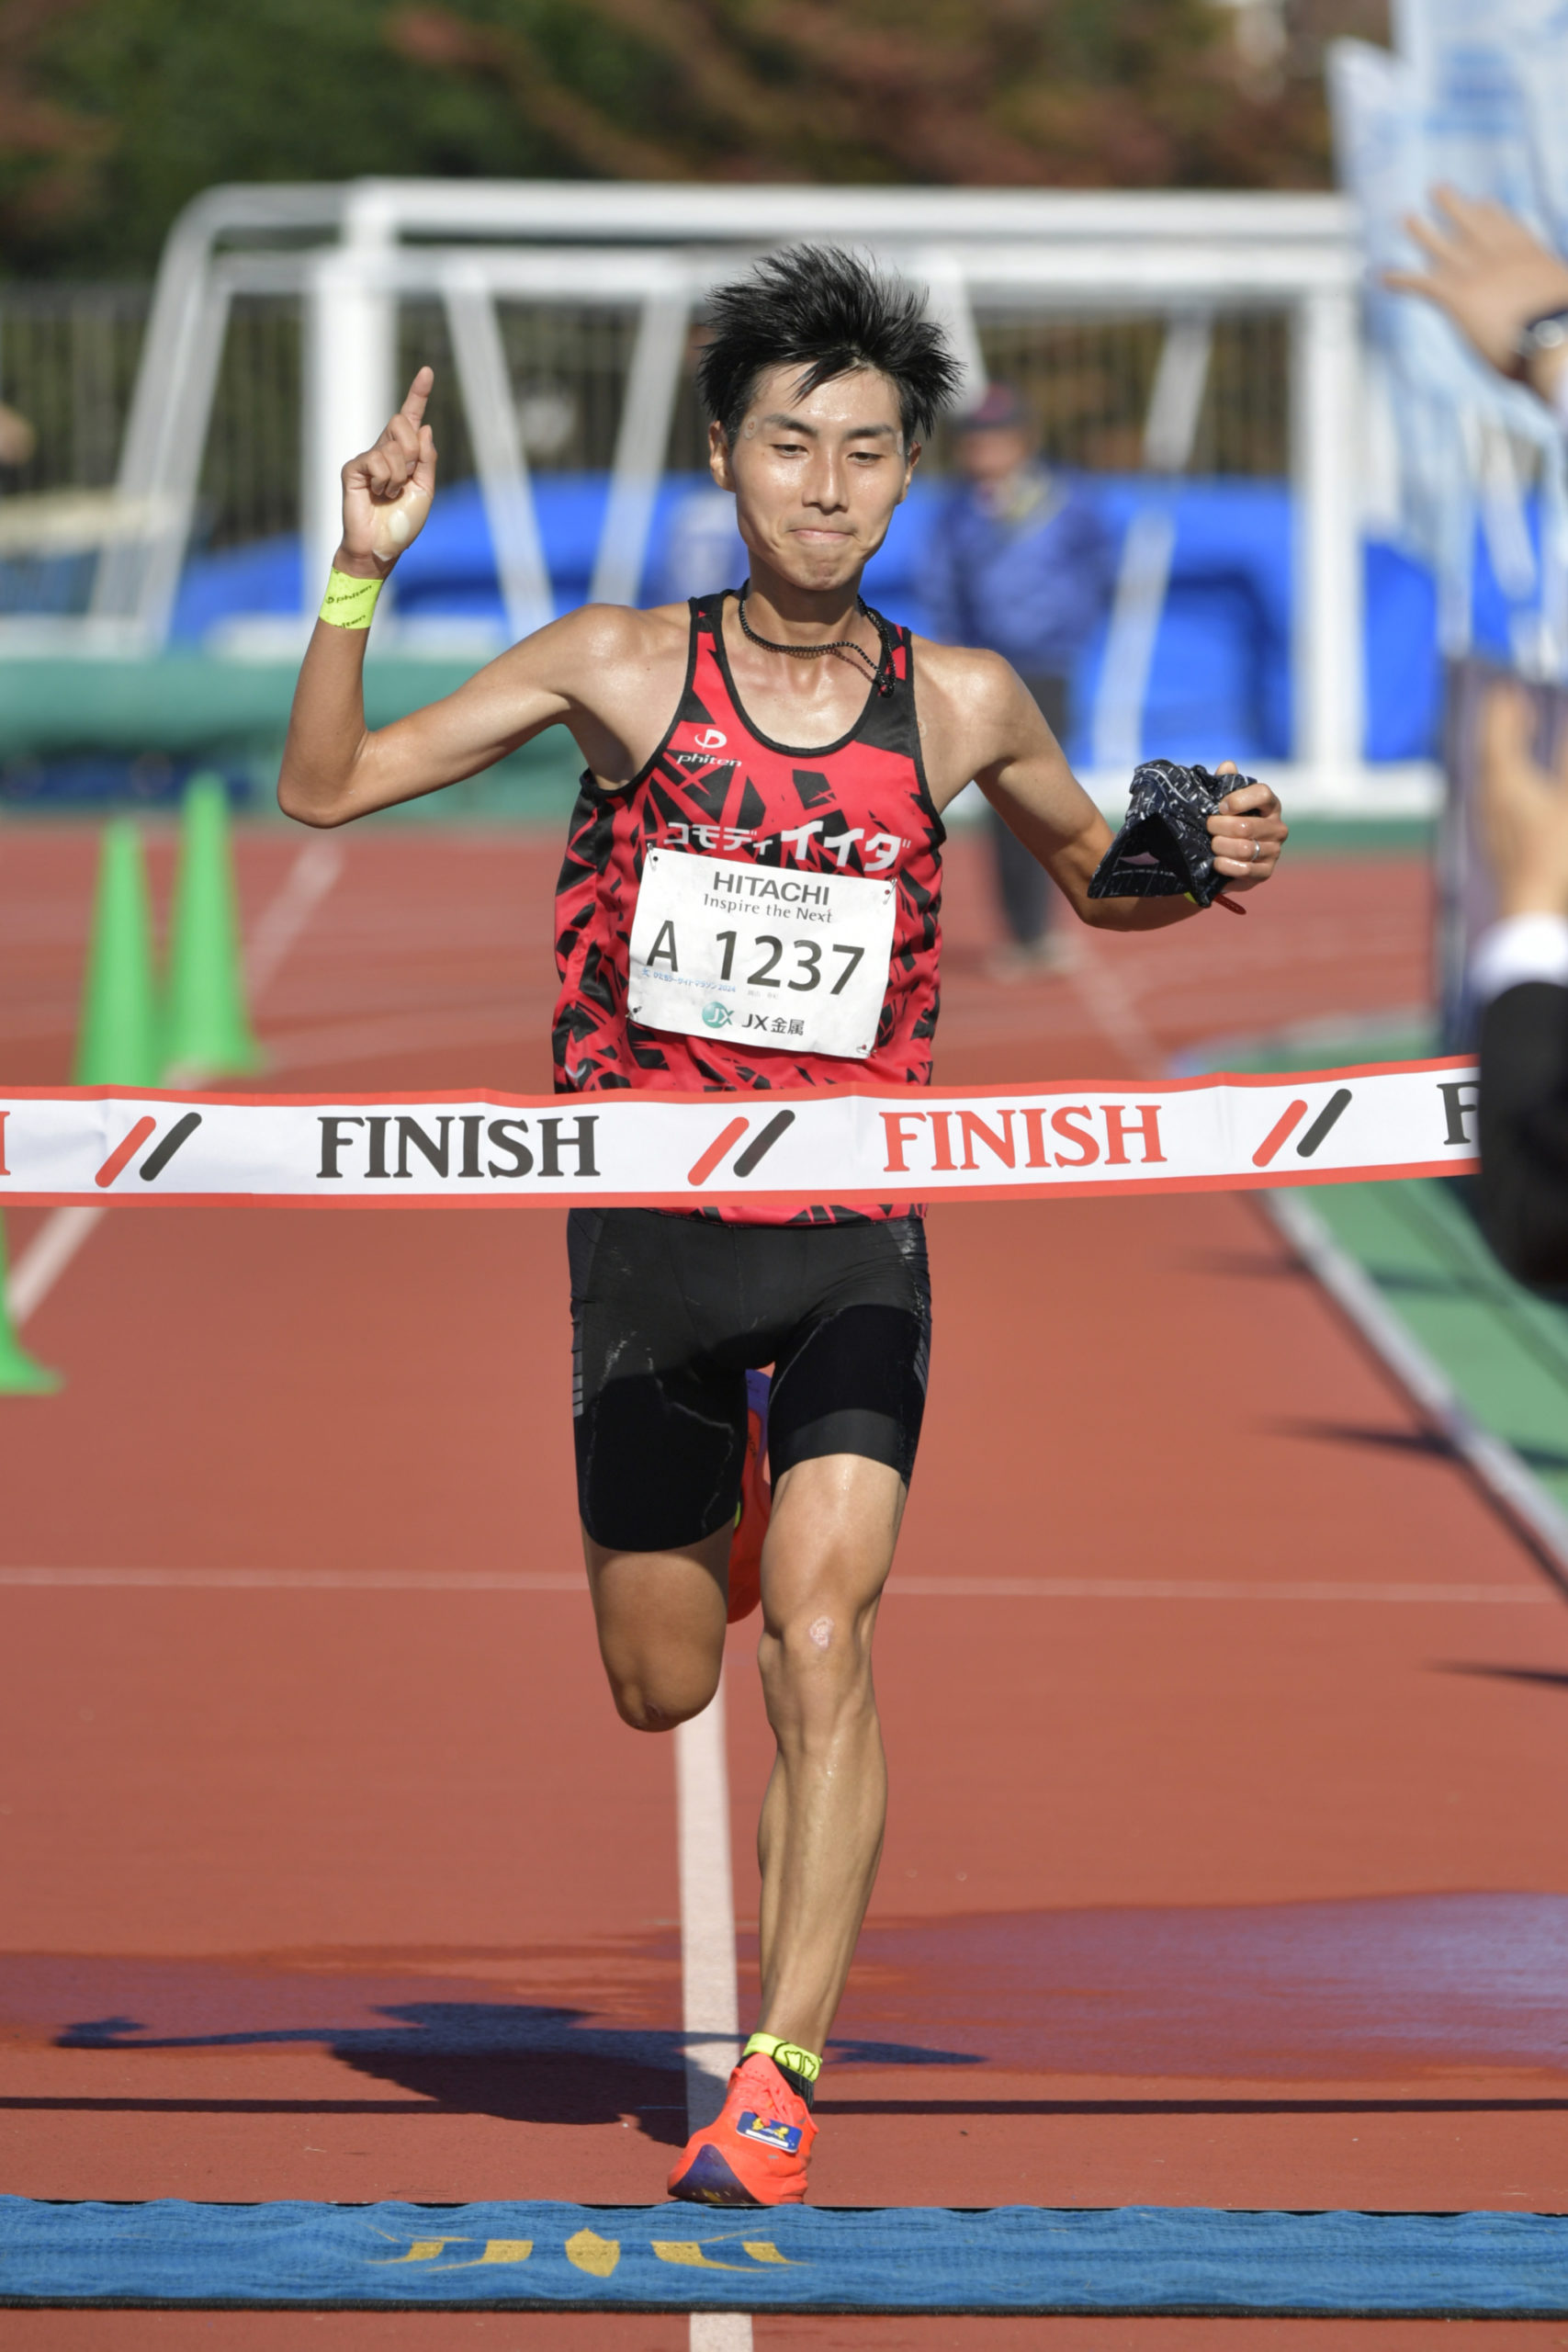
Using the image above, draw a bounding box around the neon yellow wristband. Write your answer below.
[319,570,383,630]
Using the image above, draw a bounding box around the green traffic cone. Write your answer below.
[72,818,161,1088]
[0,1211,61,1394]
[162,774,261,1079]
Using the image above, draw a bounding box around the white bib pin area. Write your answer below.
[626,848,897,1061]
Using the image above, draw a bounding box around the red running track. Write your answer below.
[1,822,1566,2352]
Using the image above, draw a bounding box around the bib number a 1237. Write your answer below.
[626,848,897,1061]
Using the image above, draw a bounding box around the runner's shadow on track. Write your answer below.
[1177,1250,1303,1283]
[336,2025,692,2143]
[1266,1416,1454,1458]
[1277,1415,1568,1479]
[1438,1663,1568,1695]
[58,2006,976,2145]
[61,2006,693,2142]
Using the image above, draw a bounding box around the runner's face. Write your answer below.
[709,365,919,594]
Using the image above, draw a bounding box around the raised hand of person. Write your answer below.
[1480,680,1568,920]
[338,367,438,574]
[1385,188,1568,401]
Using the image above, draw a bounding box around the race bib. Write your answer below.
[626,848,897,1061]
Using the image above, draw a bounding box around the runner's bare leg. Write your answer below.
[587,1453,902,2060]
[753,1453,905,2057]
[587,1532,729,1731]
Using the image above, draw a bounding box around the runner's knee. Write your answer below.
[761,1599,874,1713]
[604,1649,722,1735]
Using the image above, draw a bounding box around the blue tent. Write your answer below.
[171,472,1449,765]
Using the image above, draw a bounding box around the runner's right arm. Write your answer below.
[278,370,652,826]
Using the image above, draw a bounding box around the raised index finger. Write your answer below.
[400,366,434,428]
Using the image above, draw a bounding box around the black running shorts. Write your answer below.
[568,1208,932,1553]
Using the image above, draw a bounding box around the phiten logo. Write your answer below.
[692,727,727,752]
[93,1111,203,1189]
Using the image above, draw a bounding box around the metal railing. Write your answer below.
[0,287,147,499]
[0,179,1361,787]
[1,284,1291,555]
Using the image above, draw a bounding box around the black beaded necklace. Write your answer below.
[735,584,896,696]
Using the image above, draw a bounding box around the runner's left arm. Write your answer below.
[927,645,1286,929]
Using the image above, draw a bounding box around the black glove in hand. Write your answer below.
[1088,759,1255,910]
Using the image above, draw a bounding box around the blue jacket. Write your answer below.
[921,466,1115,678]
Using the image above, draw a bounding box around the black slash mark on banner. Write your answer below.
[732,1110,796,1178]
[139,1112,203,1182]
[1295,1089,1352,1159]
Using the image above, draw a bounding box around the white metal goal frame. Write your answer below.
[73,179,1376,796]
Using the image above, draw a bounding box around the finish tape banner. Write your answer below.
[0,1059,1480,1208]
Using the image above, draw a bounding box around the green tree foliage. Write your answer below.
[0,0,1384,278]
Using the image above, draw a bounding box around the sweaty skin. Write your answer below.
[279,358,1286,2067]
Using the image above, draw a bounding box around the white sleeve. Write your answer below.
[1471,911,1568,1003]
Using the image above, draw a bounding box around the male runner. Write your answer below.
[279,246,1286,2208]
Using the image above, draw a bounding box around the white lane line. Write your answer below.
[674,1670,752,2352]
[691,2313,754,2351]
[1059,930,1164,1073]
[677,1671,740,2128]
[893,1576,1552,1603]
[0,1566,1548,1601]
[0,1567,589,1589]
[243,835,344,999]
[5,838,344,1331]
[1264,1187,1568,1594]
[6,1204,103,1326]
[264,1003,533,1073]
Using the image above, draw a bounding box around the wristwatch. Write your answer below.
[1516,308,1568,365]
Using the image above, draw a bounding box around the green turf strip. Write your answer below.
[1307,1178,1568,1521]
[1201,1021,1568,1525]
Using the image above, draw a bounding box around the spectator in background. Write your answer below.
[0,404,35,469]
[1391,188,1568,1282]
[922,383,1113,977]
[1386,187,1568,428]
[1472,686,1568,1283]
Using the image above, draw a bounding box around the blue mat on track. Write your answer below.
[1,2199,1565,2313]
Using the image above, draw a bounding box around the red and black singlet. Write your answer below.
[552,590,945,1218]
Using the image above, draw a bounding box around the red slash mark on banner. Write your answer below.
[93,1111,204,1190]
[686,1110,797,1187]
[688,1116,750,1187]
[1253,1089,1353,1169]
[95,1116,157,1188]
[1252,1100,1308,1167]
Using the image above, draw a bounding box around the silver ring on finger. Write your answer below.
[1250,837,1262,863]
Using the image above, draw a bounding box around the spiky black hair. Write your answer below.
[697,244,964,448]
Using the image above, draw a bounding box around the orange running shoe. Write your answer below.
[667,2052,816,2207]
[727,1370,771,1624]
